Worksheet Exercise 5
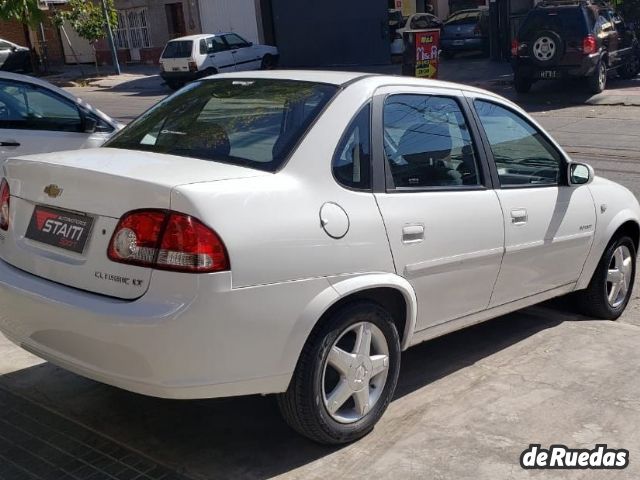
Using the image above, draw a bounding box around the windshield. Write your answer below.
[446,11,480,25]
[105,79,339,172]
[161,41,193,58]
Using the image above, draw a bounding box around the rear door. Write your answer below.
[470,95,596,307]
[374,87,504,331]
[160,39,194,74]
[203,36,236,73]
[0,79,109,162]
[223,34,261,71]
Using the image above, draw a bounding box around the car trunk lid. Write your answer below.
[0,148,265,299]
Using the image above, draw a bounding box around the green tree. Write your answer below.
[0,0,45,71]
[53,0,117,73]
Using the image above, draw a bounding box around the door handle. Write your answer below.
[511,209,528,225]
[0,141,20,147]
[402,224,424,243]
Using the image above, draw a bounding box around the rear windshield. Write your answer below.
[446,11,480,25]
[519,8,588,37]
[105,79,339,172]
[161,40,193,58]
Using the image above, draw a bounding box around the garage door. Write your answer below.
[269,0,390,67]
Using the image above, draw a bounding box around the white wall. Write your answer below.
[198,0,261,44]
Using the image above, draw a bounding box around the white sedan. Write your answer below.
[0,71,637,445]
[0,72,122,162]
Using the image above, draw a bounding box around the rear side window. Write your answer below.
[333,104,371,190]
[519,8,588,38]
[446,11,480,25]
[383,94,481,189]
[162,40,193,58]
[106,79,338,172]
[200,36,227,54]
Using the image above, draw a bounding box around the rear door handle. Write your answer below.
[511,209,528,225]
[0,141,20,147]
[402,224,424,243]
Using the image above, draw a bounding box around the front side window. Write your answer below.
[474,100,562,186]
[106,79,338,172]
[333,104,371,190]
[383,94,481,189]
[0,80,81,132]
[223,34,250,48]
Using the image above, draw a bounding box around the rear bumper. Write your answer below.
[0,258,332,399]
[160,70,200,83]
[513,52,600,78]
[441,37,486,51]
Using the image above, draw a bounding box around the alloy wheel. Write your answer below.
[322,321,390,424]
[607,245,633,308]
[533,36,556,62]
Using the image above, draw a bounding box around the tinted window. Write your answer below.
[0,80,81,132]
[446,11,480,25]
[383,95,481,189]
[474,100,562,186]
[0,41,12,50]
[162,40,193,58]
[200,36,227,54]
[107,79,338,172]
[519,8,588,38]
[333,104,371,190]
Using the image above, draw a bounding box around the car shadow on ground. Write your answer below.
[90,75,170,97]
[0,301,583,479]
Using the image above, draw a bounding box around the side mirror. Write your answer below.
[247,42,253,47]
[83,115,98,133]
[10,46,17,52]
[569,162,594,186]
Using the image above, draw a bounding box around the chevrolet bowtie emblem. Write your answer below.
[44,184,63,198]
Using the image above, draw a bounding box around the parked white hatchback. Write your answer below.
[159,33,279,90]
[0,71,638,445]
[0,71,122,162]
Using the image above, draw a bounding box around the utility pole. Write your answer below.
[101,0,121,75]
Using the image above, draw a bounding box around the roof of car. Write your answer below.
[206,70,504,98]
[168,33,235,42]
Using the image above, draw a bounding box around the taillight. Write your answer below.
[0,178,9,231]
[188,60,198,72]
[583,35,597,54]
[108,209,229,273]
[511,38,519,57]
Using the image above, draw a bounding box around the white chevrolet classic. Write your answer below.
[0,71,637,444]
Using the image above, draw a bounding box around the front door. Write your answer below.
[223,34,261,71]
[374,89,504,331]
[204,36,236,73]
[471,96,596,307]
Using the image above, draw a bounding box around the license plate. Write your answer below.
[540,70,560,79]
[25,206,94,254]
[453,40,465,46]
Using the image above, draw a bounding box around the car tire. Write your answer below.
[514,72,533,93]
[277,301,401,445]
[166,81,181,91]
[575,235,636,320]
[588,59,607,94]
[261,54,277,70]
[530,30,563,67]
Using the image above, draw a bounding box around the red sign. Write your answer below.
[395,0,403,8]
[415,29,440,79]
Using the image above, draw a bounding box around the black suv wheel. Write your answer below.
[514,71,533,93]
[588,59,607,94]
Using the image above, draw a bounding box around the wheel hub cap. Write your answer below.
[607,245,632,308]
[322,322,390,424]
[534,37,556,61]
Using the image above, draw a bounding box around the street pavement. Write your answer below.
[2,65,640,479]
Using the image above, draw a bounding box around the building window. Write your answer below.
[114,8,151,50]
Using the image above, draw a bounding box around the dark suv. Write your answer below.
[511,0,639,94]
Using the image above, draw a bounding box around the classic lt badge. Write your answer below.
[44,184,63,198]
